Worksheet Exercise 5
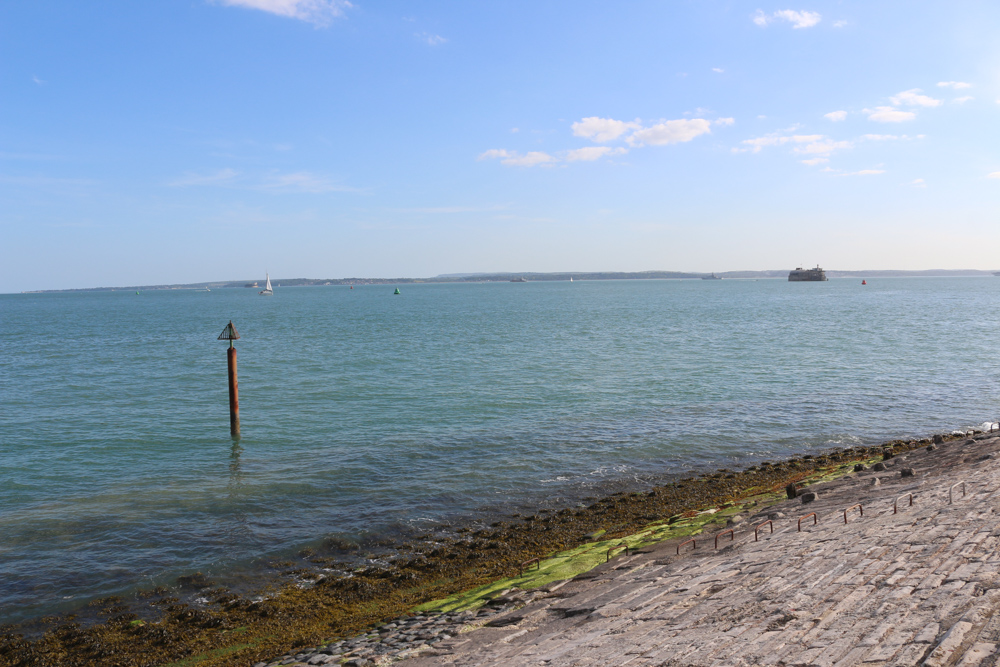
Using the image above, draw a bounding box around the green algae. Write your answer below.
[413,454,896,614]
[0,436,945,667]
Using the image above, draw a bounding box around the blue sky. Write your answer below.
[2,1,999,291]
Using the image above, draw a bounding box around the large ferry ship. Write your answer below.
[788,265,828,281]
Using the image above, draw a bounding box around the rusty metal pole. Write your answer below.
[218,321,242,438]
[227,342,240,437]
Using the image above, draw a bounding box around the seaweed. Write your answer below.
[0,436,944,667]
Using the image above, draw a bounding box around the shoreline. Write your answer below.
[0,426,986,667]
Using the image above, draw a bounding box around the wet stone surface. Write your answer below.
[251,592,544,667]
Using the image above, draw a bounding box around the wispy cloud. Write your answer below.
[571,117,641,142]
[865,106,915,123]
[832,19,847,28]
[736,132,824,153]
[890,89,941,107]
[629,119,713,146]
[911,178,926,188]
[842,169,885,176]
[937,81,972,89]
[988,172,1000,180]
[753,9,822,28]
[417,32,447,45]
[483,113,727,168]
[801,157,828,166]
[169,168,239,187]
[793,139,851,155]
[260,171,357,192]
[478,150,556,167]
[0,174,96,187]
[712,67,725,73]
[214,0,351,27]
[953,96,974,104]
[169,168,358,192]
[32,75,44,85]
[824,110,847,122]
[392,204,509,214]
[565,147,627,162]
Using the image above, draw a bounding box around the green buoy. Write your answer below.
[393,288,401,295]
[136,291,139,295]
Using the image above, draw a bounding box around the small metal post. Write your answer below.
[218,321,241,438]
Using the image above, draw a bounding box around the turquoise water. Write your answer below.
[2,278,1000,623]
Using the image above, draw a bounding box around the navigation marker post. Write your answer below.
[218,321,241,438]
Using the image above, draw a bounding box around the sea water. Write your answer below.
[2,278,999,623]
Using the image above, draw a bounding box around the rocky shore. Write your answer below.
[0,429,985,667]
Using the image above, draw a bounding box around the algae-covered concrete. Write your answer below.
[405,434,1000,666]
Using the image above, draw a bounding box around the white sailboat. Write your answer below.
[259,273,273,296]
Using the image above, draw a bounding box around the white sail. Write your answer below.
[265,274,272,291]
[260,272,273,295]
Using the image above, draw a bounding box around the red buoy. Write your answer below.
[862,280,867,285]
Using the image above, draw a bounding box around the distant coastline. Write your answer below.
[19,268,1000,294]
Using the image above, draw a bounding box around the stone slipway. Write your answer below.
[403,433,1000,666]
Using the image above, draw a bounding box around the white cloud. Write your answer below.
[801,157,828,165]
[571,117,640,142]
[890,89,941,107]
[715,117,735,126]
[478,149,511,161]
[842,169,885,176]
[989,172,1000,179]
[774,9,822,28]
[479,149,556,167]
[417,32,446,45]
[793,139,852,155]
[862,134,899,141]
[565,147,627,162]
[937,81,972,89]
[261,171,355,192]
[824,110,847,122]
[169,168,355,192]
[504,152,556,167]
[510,128,519,133]
[756,9,822,29]
[32,75,44,85]
[911,178,926,188]
[865,106,915,122]
[215,0,352,26]
[832,20,847,27]
[953,96,974,104]
[169,168,240,187]
[712,68,725,73]
[628,119,713,146]
[739,133,823,153]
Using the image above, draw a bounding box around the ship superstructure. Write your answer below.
[788,265,828,281]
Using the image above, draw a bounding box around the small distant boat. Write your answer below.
[259,273,273,296]
[570,277,573,282]
[702,273,722,280]
[510,277,527,283]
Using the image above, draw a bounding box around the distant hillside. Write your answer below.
[22,269,999,293]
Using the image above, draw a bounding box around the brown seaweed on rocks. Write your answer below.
[0,435,956,667]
